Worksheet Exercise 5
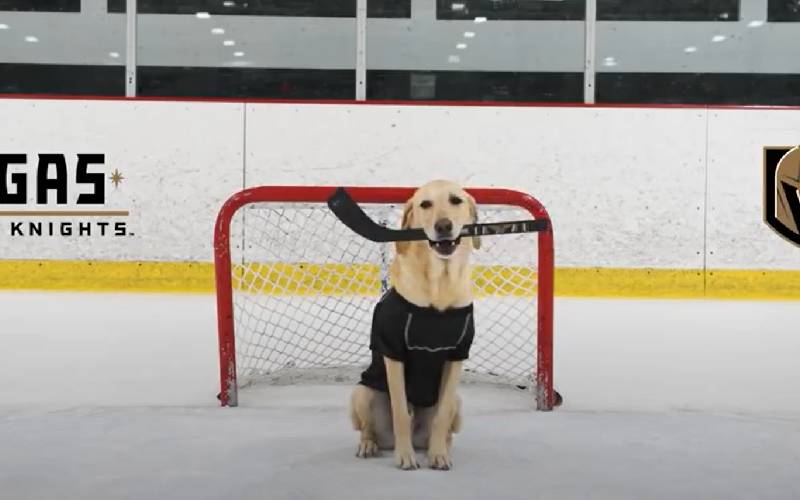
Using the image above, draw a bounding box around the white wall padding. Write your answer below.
[245,103,707,269]
[706,110,800,270]
[1,98,798,272]
[0,99,244,261]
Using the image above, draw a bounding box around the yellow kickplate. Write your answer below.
[0,260,797,300]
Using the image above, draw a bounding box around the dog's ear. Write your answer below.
[467,193,481,250]
[395,199,414,255]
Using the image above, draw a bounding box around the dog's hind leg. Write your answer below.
[350,385,379,458]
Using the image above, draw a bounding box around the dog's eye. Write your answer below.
[420,200,432,209]
[449,195,463,205]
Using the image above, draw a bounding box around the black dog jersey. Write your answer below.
[359,288,475,408]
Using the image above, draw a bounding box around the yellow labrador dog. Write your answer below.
[350,180,480,470]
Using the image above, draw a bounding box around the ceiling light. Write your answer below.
[747,20,764,28]
[464,31,475,38]
[24,35,38,43]
[223,40,235,47]
[211,28,225,35]
[452,2,465,10]
[456,43,467,50]
[233,51,245,57]
[474,17,487,23]
[109,51,120,58]
[448,55,461,64]
[223,1,235,6]
[711,35,726,43]
[684,46,697,53]
[0,23,9,30]
[602,56,617,67]
[196,12,211,19]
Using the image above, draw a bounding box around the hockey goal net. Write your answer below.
[214,186,554,410]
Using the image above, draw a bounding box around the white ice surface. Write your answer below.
[1,292,799,500]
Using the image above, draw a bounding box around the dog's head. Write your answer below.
[396,180,480,259]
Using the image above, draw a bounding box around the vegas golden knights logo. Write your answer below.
[764,146,800,247]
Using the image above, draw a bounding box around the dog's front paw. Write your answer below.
[428,449,452,470]
[356,439,379,458]
[395,446,419,470]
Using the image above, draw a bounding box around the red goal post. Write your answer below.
[214,186,555,410]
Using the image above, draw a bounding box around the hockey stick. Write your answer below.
[327,187,549,243]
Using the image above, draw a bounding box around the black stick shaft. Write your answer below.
[327,187,549,243]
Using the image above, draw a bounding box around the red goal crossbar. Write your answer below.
[213,186,555,410]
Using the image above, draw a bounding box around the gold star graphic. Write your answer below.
[110,169,125,188]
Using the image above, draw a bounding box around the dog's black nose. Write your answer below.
[434,218,453,236]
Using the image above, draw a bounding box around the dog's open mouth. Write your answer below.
[429,237,461,257]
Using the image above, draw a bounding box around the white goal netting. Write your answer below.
[230,202,540,390]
